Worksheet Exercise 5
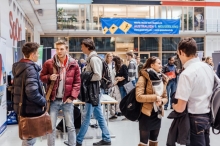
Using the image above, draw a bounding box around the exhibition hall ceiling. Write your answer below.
[17,0,56,35]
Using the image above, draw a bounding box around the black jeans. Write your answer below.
[188,113,211,146]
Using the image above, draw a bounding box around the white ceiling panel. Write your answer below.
[17,0,57,34]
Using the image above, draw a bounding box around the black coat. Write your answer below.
[78,71,100,106]
[12,59,46,117]
[166,110,190,146]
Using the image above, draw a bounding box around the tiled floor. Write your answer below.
[0,109,219,146]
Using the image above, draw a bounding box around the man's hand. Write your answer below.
[50,74,58,81]
[64,98,73,104]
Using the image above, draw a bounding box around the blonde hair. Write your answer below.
[105,52,113,63]
[55,40,68,49]
[205,56,214,66]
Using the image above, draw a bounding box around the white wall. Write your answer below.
[205,36,220,57]
[0,0,25,73]
[0,0,26,73]
[34,26,40,44]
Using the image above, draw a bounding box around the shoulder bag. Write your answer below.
[18,68,56,140]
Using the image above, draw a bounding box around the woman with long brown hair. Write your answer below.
[112,56,128,99]
[136,56,168,146]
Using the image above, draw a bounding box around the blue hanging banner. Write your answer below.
[101,18,180,35]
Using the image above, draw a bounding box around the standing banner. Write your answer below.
[101,18,180,35]
[0,38,7,136]
[37,45,43,68]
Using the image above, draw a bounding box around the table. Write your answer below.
[73,94,118,138]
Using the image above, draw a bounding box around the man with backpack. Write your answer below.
[76,38,111,146]
[172,38,214,146]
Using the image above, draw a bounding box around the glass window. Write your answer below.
[167,7,172,19]
[92,5,99,30]
[150,53,159,57]
[115,37,138,52]
[103,5,126,18]
[172,7,182,30]
[154,6,160,19]
[69,37,91,52]
[162,53,176,65]
[183,7,187,31]
[161,6,166,19]
[194,7,205,30]
[80,5,85,30]
[188,7,193,30]
[194,37,204,51]
[69,53,85,60]
[57,4,80,30]
[162,37,181,51]
[140,54,149,64]
[93,37,115,52]
[127,5,149,18]
[150,6,154,18]
[140,37,159,51]
[40,37,55,48]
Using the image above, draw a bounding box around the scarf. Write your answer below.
[147,68,163,117]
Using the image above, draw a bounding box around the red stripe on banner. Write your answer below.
[161,1,220,7]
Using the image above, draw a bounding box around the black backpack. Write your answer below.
[119,88,143,121]
[210,74,220,134]
[89,55,112,90]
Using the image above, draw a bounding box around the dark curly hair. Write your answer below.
[81,38,95,51]
[112,56,122,73]
[22,42,39,58]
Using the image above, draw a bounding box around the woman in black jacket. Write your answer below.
[112,56,128,99]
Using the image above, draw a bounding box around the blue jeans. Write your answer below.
[131,80,136,87]
[22,138,36,146]
[119,86,127,99]
[76,102,111,144]
[47,100,76,146]
[165,79,176,108]
[188,114,211,146]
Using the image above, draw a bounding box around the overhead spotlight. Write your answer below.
[36,9,43,16]
[33,0,40,5]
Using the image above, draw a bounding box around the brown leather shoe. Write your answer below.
[149,140,158,146]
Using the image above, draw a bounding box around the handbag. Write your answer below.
[123,81,135,94]
[18,68,56,140]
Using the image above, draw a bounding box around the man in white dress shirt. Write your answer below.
[172,37,214,146]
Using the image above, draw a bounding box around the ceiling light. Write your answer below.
[33,0,40,5]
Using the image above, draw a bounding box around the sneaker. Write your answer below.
[164,107,167,110]
[122,117,128,121]
[109,115,117,120]
[117,112,122,116]
[64,141,69,146]
[93,140,111,145]
[76,142,82,146]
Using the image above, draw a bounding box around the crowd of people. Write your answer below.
[12,37,218,146]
